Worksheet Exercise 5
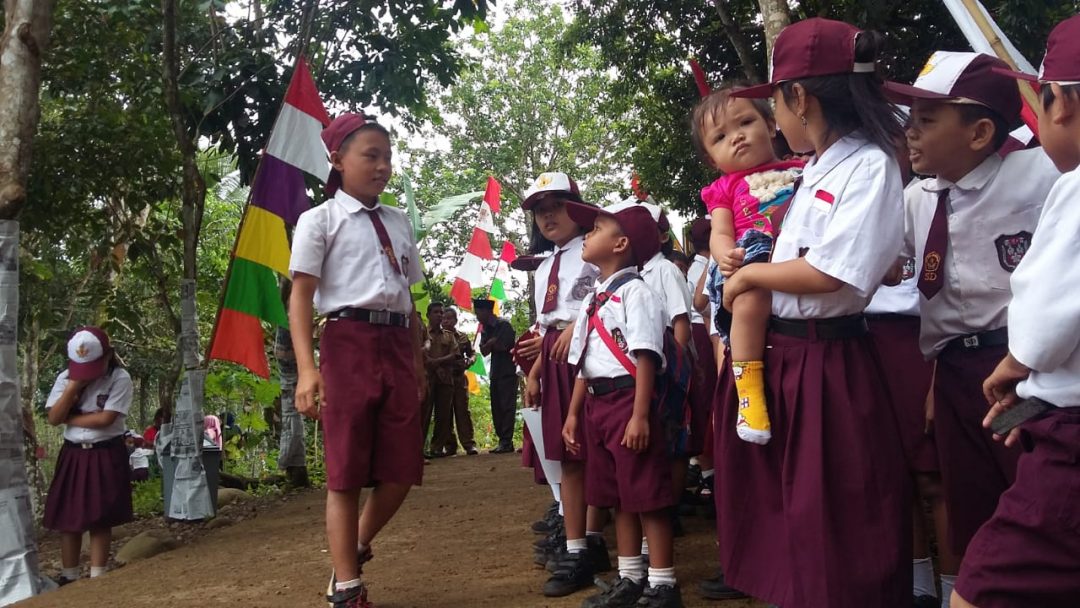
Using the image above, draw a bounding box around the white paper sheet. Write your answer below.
[520,408,562,484]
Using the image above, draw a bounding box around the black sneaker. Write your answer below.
[582,576,645,608]
[533,521,565,551]
[587,534,613,573]
[636,584,684,608]
[55,575,78,587]
[326,583,372,608]
[532,503,562,534]
[914,594,939,608]
[326,546,374,599]
[686,463,702,489]
[490,444,515,454]
[543,551,595,597]
[699,572,748,600]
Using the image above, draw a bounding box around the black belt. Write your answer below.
[587,375,636,396]
[64,436,124,450]
[327,307,409,328]
[864,313,918,322]
[769,315,868,340]
[944,327,1008,352]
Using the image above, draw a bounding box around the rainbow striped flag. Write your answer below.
[207,58,330,378]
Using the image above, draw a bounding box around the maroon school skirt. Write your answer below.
[320,319,423,491]
[955,407,1080,608]
[714,328,911,608]
[934,343,1021,555]
[539,328,584,463]
[866,315,938,473]
[687,323,717,456]
[43,436,133,533]
[584,386,673,513]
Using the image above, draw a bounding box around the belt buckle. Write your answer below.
[370,310,390,325]
[587,385,596,395]
[80,442,93,450]
[963,335,980,348]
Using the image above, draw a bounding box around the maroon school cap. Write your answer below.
[732,18,876,99]
[67,326,111,381]
[994,15,1080,85]
[690,217,711,249]
[322,113,367,196]
[565,200,661,269]
[522,172,583,210]
[887,52,1021,123]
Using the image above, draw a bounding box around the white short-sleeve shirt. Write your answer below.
[533,236,599,334]
[568,268,666,379]
[686,254,708,325]
[46,368,133,443]
[866,179,925,317]
[641,253,693,328]
[1009,168,1080,407]
[771,134,905,319]
[290,190,424,315]
[903,149,1059,357]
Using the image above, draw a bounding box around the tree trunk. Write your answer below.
[711,0,762,83]
[0,0,54,602]
[160,0,213,521]
[757,0,792,66]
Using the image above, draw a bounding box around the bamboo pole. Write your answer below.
[958,0,1041,118]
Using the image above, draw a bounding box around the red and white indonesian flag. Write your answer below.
[265,60,331,183]
[450,227,494,310]
[476,176,501,233]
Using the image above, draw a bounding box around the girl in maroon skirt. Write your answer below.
[519,172,610,597]
[43,327,134,584]
[714,19,912,607]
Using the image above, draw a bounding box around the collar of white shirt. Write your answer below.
[558,234,584,253]
[800,133,871,189]
[642,252,665,275]
[923,153,1001,194]
[334,189,382,214]
[597,266,639,291]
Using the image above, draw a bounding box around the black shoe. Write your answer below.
[532,502,562,534]
[491,443,515,454]
[686,463,702,489]
[543,552,595,597]
[55,575,78,587]
[582,576,645,608]
[466,447,479,455]
[587,534,613,573]
[326,583,371,608]
[914,594,939,608]
[699,572,747,600]
[534,521,565,551]
[636,584,684,608]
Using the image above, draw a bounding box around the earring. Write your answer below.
[799,115,807,126]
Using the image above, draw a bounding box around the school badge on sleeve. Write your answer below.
[994,231,1032,272]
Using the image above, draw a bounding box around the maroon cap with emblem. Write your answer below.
[565,200,661,269]
[887,52,1021,124]
[322,113,367,196]
[994,15,1080,86]
[732,18,877,99]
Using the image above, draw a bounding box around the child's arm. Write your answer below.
[722,258,843,311]
[289,273,323,420]
[710,208,737,273]
[45,379,87,426]
[622,352,656,453]
[549,318,577,363]
[693,265,710,313]
[981,352,1031,448]
[562,377,588,454]
[65,410,121,429]
[523,351,543,409]
[672,314,691,350]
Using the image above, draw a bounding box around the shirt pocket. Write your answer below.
[979,212,1037,291]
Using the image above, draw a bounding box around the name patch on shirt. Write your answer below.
[96,394,109,410]
[811,189,835,212]
[994,231,1032,272]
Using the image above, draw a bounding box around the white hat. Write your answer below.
[522,172,582,210]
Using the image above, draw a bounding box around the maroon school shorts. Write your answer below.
[320,319,423,491]
[539,328,584,463]
[584,386,673,513]
[687,323,717,456]
[955,407,1080,608]
[934,343,1021,554]
[866,315,938,473]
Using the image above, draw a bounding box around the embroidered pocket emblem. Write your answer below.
[994,231,1032,272]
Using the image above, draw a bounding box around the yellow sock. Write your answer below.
[733,360,771,445]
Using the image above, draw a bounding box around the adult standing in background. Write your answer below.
[475,299,518,453]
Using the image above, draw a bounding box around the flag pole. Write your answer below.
[204,55,308,365]
[957,0,1042,117]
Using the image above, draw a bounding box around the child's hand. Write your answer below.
[982,353,1031,447]
[514,334,543,360]
[719,247,746,278]
[296,368,324,420]
[722,270,750,312]
[562,415,580,455]
[524,375,541,409]
[621,415,649,453]
[550,329,573,363]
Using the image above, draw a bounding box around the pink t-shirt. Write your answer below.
[701,159,805,239]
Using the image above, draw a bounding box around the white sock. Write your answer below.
[89,566,106,578]
[689,457,700,466]
[940,575,956,608]
[648,566,676,588]
[586,530,603,538]
[701,469,715,479]
[913,557,937,597]
[335,577,361,592]
[60,567,79,580]
[618,555,646,584]
[566,538,587,554]
[640,537,650,556]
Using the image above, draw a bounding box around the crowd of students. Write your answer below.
[38,12,1079,608]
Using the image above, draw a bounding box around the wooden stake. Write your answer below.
[958,0,1041,118]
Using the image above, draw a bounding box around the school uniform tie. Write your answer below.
[918,189,949,299]
[368,208,403,276]
[541,249,563,313]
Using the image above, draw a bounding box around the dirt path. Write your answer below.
[18,454,764,608]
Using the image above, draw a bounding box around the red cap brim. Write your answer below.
[730,82,775,99]
[883,81,955,105]
[991,66,1039,83]
[564,200,603,230]
[510,256,545,272]
[68,358,108,381]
